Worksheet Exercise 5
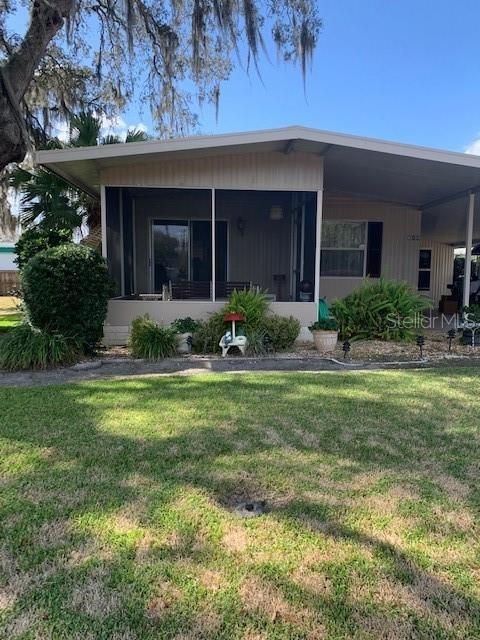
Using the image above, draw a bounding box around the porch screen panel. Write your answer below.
[122,190,134,295]
[105,187,122,296]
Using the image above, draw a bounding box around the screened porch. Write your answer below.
[105,187,321,303]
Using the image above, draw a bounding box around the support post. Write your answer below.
[100,185,107,258]
[211,188,216,302]
[314,189,323,304]
[463,192,475,309]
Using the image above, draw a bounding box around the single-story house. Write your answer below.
[37,126,480,344]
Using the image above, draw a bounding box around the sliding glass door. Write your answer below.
[152,220,227,293]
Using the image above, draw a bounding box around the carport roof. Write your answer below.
[37,125,480,244]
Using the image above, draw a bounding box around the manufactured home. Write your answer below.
[37,126,480,344]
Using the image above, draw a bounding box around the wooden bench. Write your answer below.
[168,281,254,300]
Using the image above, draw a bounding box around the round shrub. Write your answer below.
[192,311,227,354]
[22,244,113,352]
[261,314,300,351]
[15,226,72,270]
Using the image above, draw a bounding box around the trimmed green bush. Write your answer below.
[0,324,81,371]
[22,244,113,352]
[262,314,300,351]
[172,317,200,333]
[224,288,268,331]
[331,278,430,341]
[309,318,338,331]
[192,311,227,354]
[15,226,72,270]
[130,315,177,359]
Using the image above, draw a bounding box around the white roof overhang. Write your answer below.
[37,125,480,245]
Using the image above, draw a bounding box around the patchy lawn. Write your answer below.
[0,298,21,334]
[0,369,479,639]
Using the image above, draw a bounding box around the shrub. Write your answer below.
[22,244,113,352]
[331,279,430,341]
[15,226,72,270]
[0,324,81,371]
[192,311,227,354]
[130,315,177,359]
[172,317,200,333]
[309,318,338,331]
[223,288,268,331]
[261,314,300,351]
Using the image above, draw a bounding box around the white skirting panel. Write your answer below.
[103,300,317,346]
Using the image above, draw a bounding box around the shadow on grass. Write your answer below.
[0,369,479,638]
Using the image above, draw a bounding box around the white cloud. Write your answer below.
[51,120,71,143]
[465,137,480,155]
[47,114,148,145]
[99,115,148,140]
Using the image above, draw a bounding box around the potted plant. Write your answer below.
[172,317,199,354]
[309,317,339,352]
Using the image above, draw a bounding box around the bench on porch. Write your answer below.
[167,280,254,300]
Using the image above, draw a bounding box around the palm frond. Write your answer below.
[125,128,148,143]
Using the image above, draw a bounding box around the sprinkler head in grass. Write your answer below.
[447,329,456,352]
[342,340,351,359]
[416,335,425,359]
[234,500,267,518]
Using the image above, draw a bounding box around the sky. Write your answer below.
[180,0,480,154]
[7,1,480,153]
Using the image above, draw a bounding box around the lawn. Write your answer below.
[0,297,21,334]
[0,369,479,639]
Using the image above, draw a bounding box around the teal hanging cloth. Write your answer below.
[318,297,329,321]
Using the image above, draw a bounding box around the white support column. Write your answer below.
[100,185,107,258]
[314,189,324,304]
[463,192,475,309]
[211,188,216,302]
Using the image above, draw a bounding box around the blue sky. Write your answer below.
[190,0,480,153]
[8,1,480,152]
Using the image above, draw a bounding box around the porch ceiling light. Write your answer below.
[269,205,284,220]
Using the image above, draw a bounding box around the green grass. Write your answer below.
[0,369,479,639]
[0,298,21,334]
[0,313,22,334]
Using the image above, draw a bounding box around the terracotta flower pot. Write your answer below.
[311,330,338,353]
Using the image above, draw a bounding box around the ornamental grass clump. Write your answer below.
[130,315,177,359]
[223,288,269,332]
[0,323,81,371]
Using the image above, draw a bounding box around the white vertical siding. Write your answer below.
[419,239,454,308]
[100,151,323,191]
[319,196,421,301]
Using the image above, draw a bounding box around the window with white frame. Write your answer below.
[320,221,367,277]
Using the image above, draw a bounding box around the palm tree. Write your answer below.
[11,112,149,249]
